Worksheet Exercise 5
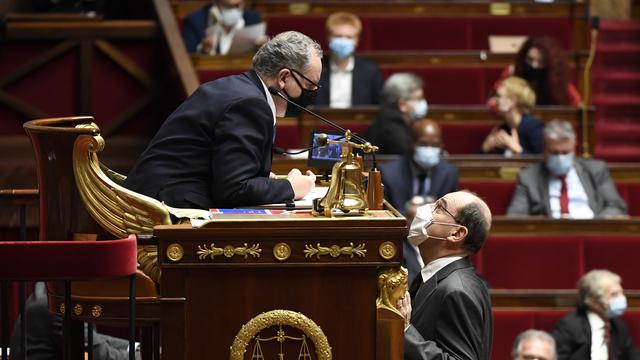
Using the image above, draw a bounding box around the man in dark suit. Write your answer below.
[313,12,383,108]
[124,31,319,209]
[553,269,640,360]
[181,0,266,55]
[380,118,458,284]
[397,191,493,360]
[507,120,627,218]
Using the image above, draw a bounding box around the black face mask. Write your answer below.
[283,68,319,108]
[522,63,548,81]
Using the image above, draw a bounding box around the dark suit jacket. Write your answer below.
[314,56,384,106]
[553,310,640,360]
[405,257,493,360]
[380,155,459,214]
[365,107,411,155]
[124,71,294,209]
[507,158,627,217]
[181,5,262,53]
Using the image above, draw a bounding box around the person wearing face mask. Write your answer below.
[124,32,320,209]
[552,269,640,360]
[506,120,627,218]
[396,191,493,360]
[380,119,459,284]
[313,12,383,108]
[366,72,428,155]
[481,76,545,156]
[181,0,267,55]
[489,36,581,107]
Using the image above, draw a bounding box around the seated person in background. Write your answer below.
[512,329,557,360]
[314,12,384,108]
[366,72,428,155]
[507,120,627,218]
[10,282,134,360]
[553,269,640,360]
[492,36,581,106]
[181,0,267,55]
[124,31,319,209]
[482,76,544,156]
[381,118,459,285]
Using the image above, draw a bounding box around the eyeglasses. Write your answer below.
[288,68,321,90]
[432,198,460,225]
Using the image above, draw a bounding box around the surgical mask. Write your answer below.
[413,146,440,169]
[407,204,452,246]
[411,99,428,119]
[220,8,242,27]
[605,295,627,319]
[284,70,318,108]
[329,37,355,60]
[546,153,574,177]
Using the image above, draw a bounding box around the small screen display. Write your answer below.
[307,129,343,170]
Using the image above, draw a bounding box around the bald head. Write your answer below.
[444,191,492,254]
[412,119,442,147]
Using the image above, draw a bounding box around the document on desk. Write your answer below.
[258,186,329,209]
[227,22,266,55]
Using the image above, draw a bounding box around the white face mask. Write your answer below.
[413,146,441,169]
[407,204,452,246]
[220,8,242,27]
[411,99,428,120]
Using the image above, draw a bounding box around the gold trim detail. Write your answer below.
[376,267,409,318]
[229,309,332,360]
[304,242,367,259]
[59,303,65,315]
[73,304,83,316]
[91,305,103,318]
[166,243,184,262]
[378,241,397,260]
[273,242,291,261]
[197,243,262,260]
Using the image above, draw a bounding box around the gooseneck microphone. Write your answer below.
[268,86,379,169]
[268,87,370,145]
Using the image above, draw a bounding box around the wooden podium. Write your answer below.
[154,209,407,359]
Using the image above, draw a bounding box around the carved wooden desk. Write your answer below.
[155,210,406,359]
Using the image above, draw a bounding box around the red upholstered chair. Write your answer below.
[0,235,138,360]
[458,180,517,215]
[583,236,640,289]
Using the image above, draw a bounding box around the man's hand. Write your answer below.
[200,35,216,55]
[396,291,412,330]
[286,168,316,200]
[269,172,277,179]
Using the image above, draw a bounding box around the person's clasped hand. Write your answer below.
[286,168,316,200]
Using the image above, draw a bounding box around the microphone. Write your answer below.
[268,86,370,145]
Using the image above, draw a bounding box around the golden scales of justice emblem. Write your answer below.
[249,325,312,360]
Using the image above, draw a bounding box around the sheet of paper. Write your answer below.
[227,22,266,55]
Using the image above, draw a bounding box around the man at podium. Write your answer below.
[124,31,320,209]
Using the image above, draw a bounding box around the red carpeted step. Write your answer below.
[592,94,640,105]
[599,20,640,43]
[595,122,640,141]
[594,144,640,162]
[595,103,640,123]
[592,71,640,96]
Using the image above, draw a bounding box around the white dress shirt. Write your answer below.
[420,256,463,284]
[587,311,609,360]
[329,57,354,108]
[548,167,595,219]
[203,6,246,55]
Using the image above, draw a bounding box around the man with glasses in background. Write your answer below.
[125,31,319,209]
[396,191,493,360]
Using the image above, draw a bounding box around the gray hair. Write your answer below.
[543,119,576,142]
[382,72,424,108]
[578,269,621,308]
[511,329,557,360]
[252,31,322,78]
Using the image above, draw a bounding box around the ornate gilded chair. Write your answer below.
[23,117,172,360]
